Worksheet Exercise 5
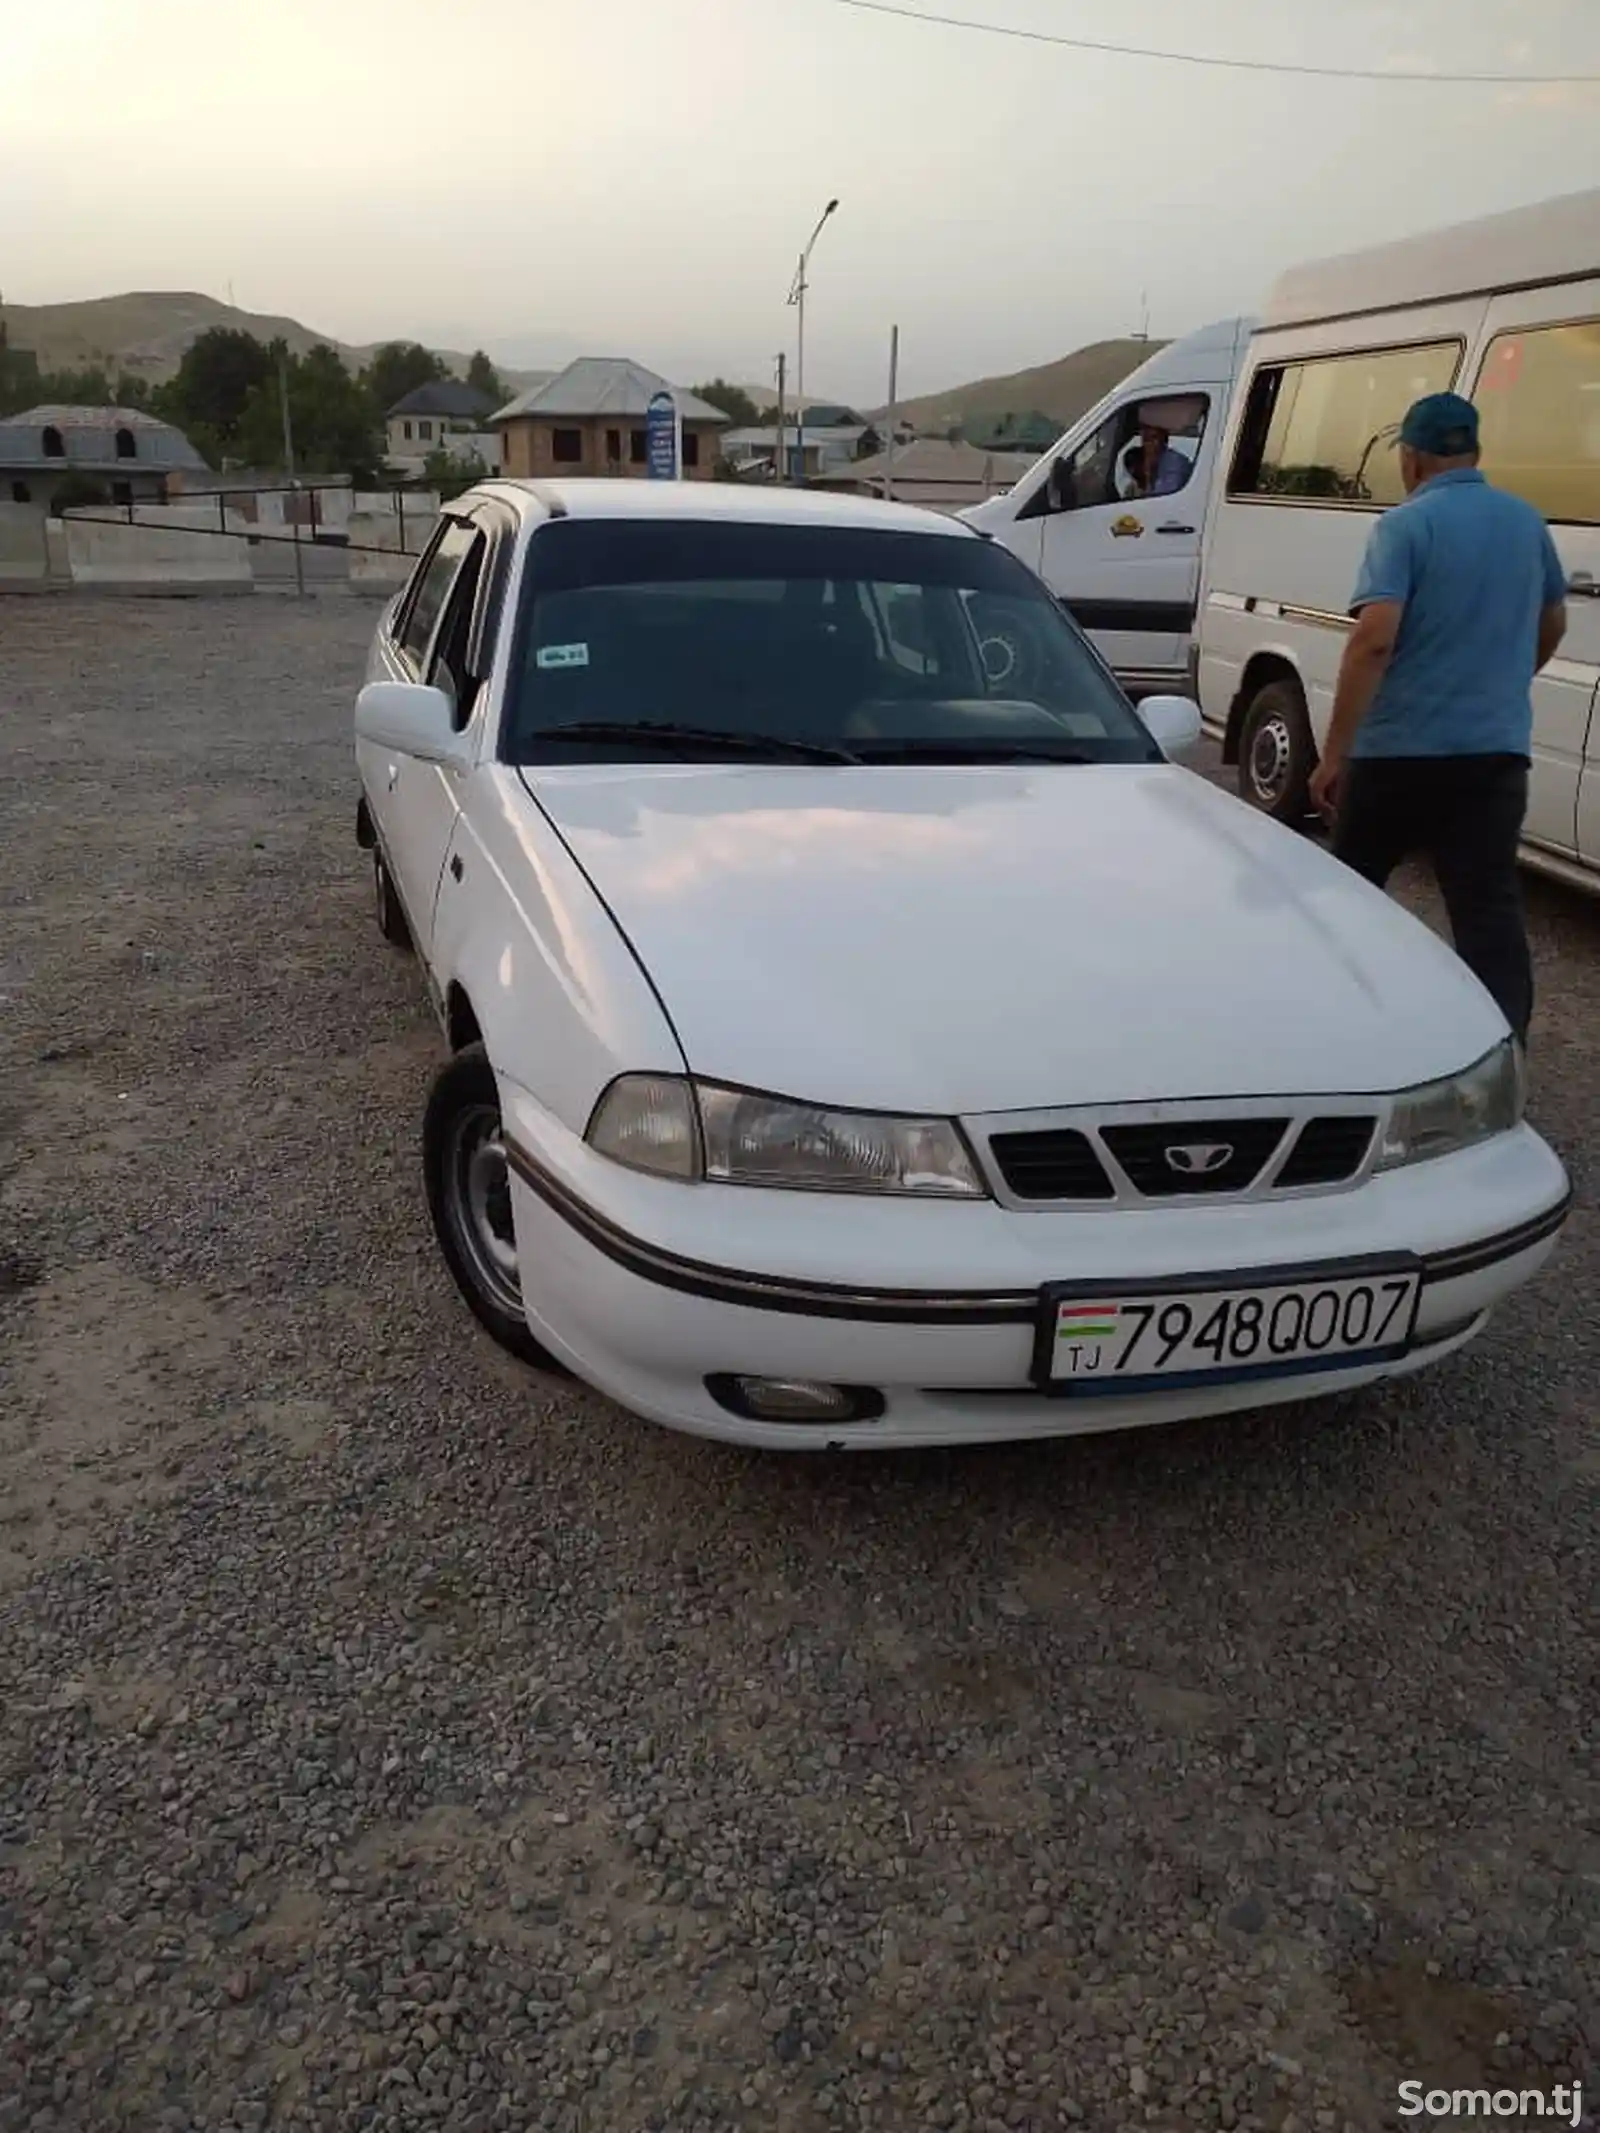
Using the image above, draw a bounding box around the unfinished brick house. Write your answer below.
[489,358,729,480]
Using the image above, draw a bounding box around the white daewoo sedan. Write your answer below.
[353,481,1568,1449]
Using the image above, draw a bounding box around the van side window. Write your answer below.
[1044,397,1208,514]
[1229,342,1460,506]
[1474,320,1600,527]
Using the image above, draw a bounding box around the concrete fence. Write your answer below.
[0,502,54,586]
[62,506,254,595]
[347,507,439,595]
[0,489,444,596]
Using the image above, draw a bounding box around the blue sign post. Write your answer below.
[645,390,679,480]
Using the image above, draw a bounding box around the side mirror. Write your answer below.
[354,680,464,765]
[1138,693,1203,761]
[1048,460,1074,513]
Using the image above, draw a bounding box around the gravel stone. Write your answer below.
[0,598,1596,2132]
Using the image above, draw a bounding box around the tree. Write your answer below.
[422,444,488,499]
[690,378,760,427]
[465,350,505,407]
[155,328,274,453]
[362,341,447,417]
[237,343,381,482]
[0,349,159,422]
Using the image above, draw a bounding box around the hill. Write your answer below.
[0,290,542,391]
[880,337,1168,435]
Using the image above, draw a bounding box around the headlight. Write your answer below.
[1375,1039,1524,1171]
[697,1084,985,1196]
[587,1076,986,1197]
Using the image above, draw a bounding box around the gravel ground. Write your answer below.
[0,597,1596,2133]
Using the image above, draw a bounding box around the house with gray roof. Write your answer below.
[490,358,730,480]
[0,405,206,509]
[383,380,502,478]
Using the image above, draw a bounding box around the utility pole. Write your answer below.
[278,348,305,599]
[883,324,899,503]
[774,351,787,485]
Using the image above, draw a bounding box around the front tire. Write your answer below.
[1236,677,1315,824]
[423,1044,568,1372]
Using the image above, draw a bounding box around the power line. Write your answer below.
[825,0,1600,83]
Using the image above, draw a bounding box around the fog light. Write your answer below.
[705,1375,885,1424]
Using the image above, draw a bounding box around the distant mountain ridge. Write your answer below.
[0,290,546,393]
[878,337,1169,435]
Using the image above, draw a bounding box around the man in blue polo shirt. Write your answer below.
[1309,392,1568,1044]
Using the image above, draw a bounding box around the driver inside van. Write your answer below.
[1137,423,1190,497]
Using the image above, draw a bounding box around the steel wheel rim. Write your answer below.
[979,630,1021,688]
[1247,713,1292,805]
[447,1103,522,1315]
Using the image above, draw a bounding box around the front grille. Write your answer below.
[1274,1114,1376,1188]
[1099,1118,1290,1196]
[989,1127,1114,1201]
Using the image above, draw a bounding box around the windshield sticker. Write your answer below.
[536,642,589,670]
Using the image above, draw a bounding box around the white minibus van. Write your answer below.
[964,317,1251,696]
[1195,188,1600,890]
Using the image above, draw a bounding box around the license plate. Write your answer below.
[1036,1262,1422,1394]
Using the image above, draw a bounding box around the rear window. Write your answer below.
[500,519,1158,765]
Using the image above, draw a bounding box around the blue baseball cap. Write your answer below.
[1399,392,1480,456]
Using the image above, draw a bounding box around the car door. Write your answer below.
[1470,292,1600,860]
[1031,390,1213,690]
[364,515,485,955]
[1578,678,1600,871]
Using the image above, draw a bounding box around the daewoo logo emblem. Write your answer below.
[1165,1142,1233,1176]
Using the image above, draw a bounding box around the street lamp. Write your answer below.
[786,197,838,484]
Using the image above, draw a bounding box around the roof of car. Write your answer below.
[469,478,977,538]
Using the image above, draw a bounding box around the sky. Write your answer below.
[2,0,1598,402]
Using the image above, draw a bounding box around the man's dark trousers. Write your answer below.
[1332,754,1532,1042]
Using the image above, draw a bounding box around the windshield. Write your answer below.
[501,519,1160,765]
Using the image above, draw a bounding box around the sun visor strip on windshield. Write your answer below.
[520,516,1017,594]
[502,1140,1571,1323]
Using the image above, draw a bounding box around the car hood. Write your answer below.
[520,762,1506,1114]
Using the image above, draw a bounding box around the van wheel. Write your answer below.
[423,1044,569,1373]
[374,850,411,948]
[1237,679,1314,823]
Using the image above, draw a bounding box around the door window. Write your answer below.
[426,530,490,726]
[396,520,478,669]
[1043,395,1208,514]
[1229,341,1460,504]
[1473,319,1600,526]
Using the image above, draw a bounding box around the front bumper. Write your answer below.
[500,1087,1569,1448]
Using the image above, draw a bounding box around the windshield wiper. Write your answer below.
[532,720,860,764]
[851,739,1099,764]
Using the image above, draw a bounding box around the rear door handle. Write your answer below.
[1156,522,1195,535]
[1569,571,1598,598]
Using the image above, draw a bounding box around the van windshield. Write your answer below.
[501,518,1160,766]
